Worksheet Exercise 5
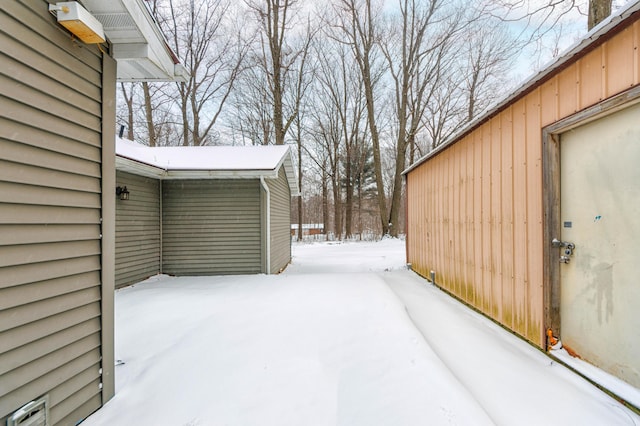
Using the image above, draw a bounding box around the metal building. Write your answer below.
[404,2,640,390]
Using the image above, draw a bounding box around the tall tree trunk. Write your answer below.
[357,171,363,240]
[364,64,389,235]
[364,74,388,235]
[344,0,389,236]
[297,122,303,242]
[388,132,407,237]
[142,82,157,146]
[332,178,342,240]
[178,82,190,146]
[120,82,135,140]
[322,162,329,236]
[191,91,201,146]
[588,0,612,30]
[344,143,353,239]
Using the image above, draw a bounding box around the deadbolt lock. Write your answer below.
[552,238,575,263]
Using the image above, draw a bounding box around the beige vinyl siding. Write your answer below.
[115,171,161,288]
[267,167,292,273]
[406,17,640,349]
[0,1,104,425]
[162,180,262,275]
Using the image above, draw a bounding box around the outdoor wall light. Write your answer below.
[116,186,130,201]
[49,2,106,44]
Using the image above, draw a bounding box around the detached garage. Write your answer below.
[115,138,298,287]
[404,2,640,391]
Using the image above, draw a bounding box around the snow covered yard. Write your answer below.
[82,239,639,425]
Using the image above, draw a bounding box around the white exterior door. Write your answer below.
[559,101,640,388]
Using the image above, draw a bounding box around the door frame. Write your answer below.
[541,85,640,346]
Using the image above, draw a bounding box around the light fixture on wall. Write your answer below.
[48,2,105,44]
[116,186,130,201]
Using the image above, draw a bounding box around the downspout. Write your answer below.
[260,176,271,274]
[159,181,163,275]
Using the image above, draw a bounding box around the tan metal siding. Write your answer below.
[0,1,103,424]
[115,171,161,288]
[406,18,640,348]
[267,167,292,273]
[162,180,262,275]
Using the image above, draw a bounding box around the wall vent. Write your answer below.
[7,395,49,426]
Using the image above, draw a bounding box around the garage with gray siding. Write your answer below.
[115,139,298,286]
[115,172,161,286]
[162,179,262,276]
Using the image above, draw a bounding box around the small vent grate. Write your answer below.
[94,13,137,30]
[7,396,49,426]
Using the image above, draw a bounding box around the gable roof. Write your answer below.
[404,0,640,175]
[115,138,299,195]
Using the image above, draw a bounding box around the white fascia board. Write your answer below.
[118,0,179,81]
[116,154,283,181]
[164,169,279,180]
[116,156,167,178]
[266,145,299,196]
[85,0,187,82]
[281,150,300,196]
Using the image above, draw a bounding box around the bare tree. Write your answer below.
[381,0,464,236]
[312,33,369,238]
[333,0,390,236]
[119,83,136,140]
[422,77,466,152]
[142,82,158,146]
[245,0,308,146]
[488,0,614,35]
[588,0,612,29]
[462,17,519,121]
[231,64,274,145]
[155,0,248,146]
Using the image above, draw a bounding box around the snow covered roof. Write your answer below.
[115,138,299,195]
[404,0,640,175]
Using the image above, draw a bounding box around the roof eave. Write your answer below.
[116,152,299,193]
[84,0,188,82]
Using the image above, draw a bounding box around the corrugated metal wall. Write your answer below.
[0,1,104,424]
[162,180,262,275]
[115,171,160,288]
[406,19,640,348]
[267,167,292,273]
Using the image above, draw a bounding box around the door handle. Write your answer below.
[552,238,575,262]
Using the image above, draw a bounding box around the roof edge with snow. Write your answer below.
[115,138,299,195]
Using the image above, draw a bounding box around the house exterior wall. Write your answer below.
[162,180,262,275]
[0,1,113,424]
[267,167,292,273]
[115,171,161,288]
[406,18,640,348]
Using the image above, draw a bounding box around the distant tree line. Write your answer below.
[118,0,614,240]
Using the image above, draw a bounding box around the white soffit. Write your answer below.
[83,0,187,82]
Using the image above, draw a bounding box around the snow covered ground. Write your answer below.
[82,239,640,425]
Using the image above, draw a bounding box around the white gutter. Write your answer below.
[260,177,271,274]
[159,181,163,275]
